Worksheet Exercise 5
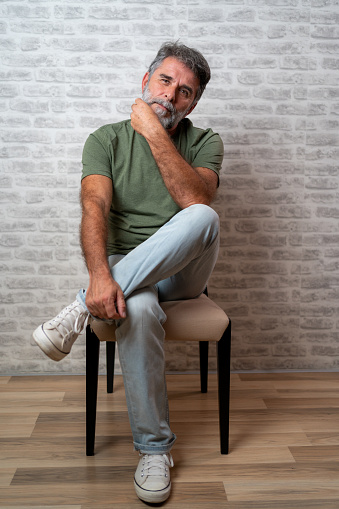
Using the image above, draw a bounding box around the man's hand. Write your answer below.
[85,274,126,320]
[130,98,163,140]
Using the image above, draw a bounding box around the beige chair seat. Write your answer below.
[91,293,229,342]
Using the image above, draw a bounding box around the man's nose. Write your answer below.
[164,87,175,102]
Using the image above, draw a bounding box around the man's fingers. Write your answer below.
[101,292,126,320]
[104,299,119,320]
[85,279,126,320]
[116,292,126,319]
[86,295,117,320]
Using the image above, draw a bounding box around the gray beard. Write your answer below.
[142,83,189,130]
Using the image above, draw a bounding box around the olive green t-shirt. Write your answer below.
[81,118,224,255]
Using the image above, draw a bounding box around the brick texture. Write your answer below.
[0,0,338,374]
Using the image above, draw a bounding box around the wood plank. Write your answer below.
[211,502,339,509]
[31,411,131,438]
[224,479,339,502]
[230,408,339,427]
[0,436,136,468]
[0,507,81,509]
[230,389,279,399]
[306,433,339,446]
[239,373,339,382]
[231,380,278,391]
[264,398,339,409]
[289,445,339,463]
[5,375,86,391]
[174,423,311,447]
[0,469,16,487]
[298,414,339,433]
[0,483,138,506]
[228,419,305,433]
[210,462,339,482]
[0,398,126,415]
[0,414,38,438]
[273,379,339,390]
[276,390,339,398]
[173,446,295,470]
[0,392,65,407]
[150,482,228,507]
[227,432,311,448]
[11,465,136,485]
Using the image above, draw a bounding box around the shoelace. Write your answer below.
[49,302,89,339]
[140,454,174,479]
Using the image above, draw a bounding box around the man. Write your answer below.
[33,42,224,504]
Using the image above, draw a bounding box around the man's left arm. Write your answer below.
[131,98,219,209]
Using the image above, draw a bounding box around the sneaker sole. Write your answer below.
[134,480,171,504]
[33,325,68,362]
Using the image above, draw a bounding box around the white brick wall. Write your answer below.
[0,0,338,374]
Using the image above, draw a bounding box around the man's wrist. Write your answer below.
[88,265,112,281]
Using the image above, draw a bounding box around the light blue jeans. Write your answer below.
[77,204,220,454]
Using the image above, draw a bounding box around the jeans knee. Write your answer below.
[187,204,219,237]
[116,288,166,354]
[123,288,166,327]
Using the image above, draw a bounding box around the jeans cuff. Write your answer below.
[133,433,177,455]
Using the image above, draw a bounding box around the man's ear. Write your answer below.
[141,72,149,93]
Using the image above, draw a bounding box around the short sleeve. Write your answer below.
[81,131,113,181]
[191,132,224,177]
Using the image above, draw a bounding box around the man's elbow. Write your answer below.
[183,193,214,209]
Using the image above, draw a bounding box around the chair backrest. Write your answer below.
[91,293,229,343]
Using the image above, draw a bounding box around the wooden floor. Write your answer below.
[1,372,339,508]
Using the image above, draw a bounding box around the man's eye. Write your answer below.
[181,89,189,97]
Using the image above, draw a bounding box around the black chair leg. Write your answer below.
[199,341,209,393]
[217,319,231,454]
[86,324,100,456]
[106,342,115,393]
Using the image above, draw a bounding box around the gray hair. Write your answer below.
[147,41,211,104]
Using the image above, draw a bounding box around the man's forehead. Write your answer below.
[155,57,198,84]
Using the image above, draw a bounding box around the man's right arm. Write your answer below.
[80,174,126,320]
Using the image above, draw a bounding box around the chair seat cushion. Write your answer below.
[91,293,229,343]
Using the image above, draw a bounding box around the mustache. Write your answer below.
[148,98,176,115]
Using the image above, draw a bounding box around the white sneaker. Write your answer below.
[33,300,91,361]
[134,453,174,504]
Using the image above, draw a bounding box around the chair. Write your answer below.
[86,293,231,456]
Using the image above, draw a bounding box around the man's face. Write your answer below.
[141,57,200,133]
